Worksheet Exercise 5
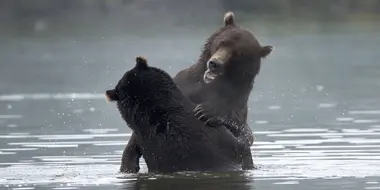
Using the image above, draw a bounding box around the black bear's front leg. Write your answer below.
[120,132,142,173]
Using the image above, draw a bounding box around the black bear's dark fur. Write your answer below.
[119,11,273,173]
[106,57,244,173]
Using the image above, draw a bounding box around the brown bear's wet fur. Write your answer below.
[172,11,272,170]
[174,11,273,104]
[119,11,273,173]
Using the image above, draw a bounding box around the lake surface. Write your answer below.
[0,20,380,190]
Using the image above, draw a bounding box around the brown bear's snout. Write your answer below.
[204,59,226,84]
[105,89,119,102]
[207,60,223,74]
[207,47,231,74]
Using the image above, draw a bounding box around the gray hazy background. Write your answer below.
[1,0,379,93]
[1,1,380,190]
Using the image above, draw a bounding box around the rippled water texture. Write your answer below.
[1,20,380,189]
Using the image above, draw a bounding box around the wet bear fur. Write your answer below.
[173,11,273,170]
[119,11,273,173]
[106,57,244,173]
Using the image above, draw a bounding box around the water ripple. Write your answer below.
[0,93,105,102]
[349,110,380,115]
[1,127,380,188]
[0,115,24,119]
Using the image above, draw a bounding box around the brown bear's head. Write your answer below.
[202,11,273,84]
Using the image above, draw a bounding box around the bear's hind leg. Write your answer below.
[242,148,256,170]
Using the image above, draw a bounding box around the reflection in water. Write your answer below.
[1,109,380,189]
[1,87,380,190]
[0,93,105,102]
[122,172,251,190]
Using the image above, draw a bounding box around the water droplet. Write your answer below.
[7,124,18,128]
[316,85,324,91]
[269,105,281,110]
[255,120,268,124]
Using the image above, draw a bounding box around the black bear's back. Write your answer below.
[137,112,242,173]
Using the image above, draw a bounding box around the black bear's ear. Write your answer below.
[260,45,274,59]
[135,56,149,70]
[105,89,119,102]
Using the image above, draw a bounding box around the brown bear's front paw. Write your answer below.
[194,104,230,127]
[193,104,210,122]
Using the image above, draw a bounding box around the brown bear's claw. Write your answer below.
[194,104,210,123]
[193,104,203,118]
[194,104,223,127]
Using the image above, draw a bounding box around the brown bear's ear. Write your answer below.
[260,45,274,59]
[135,56,149,70]
[224,11,235,26]
[105,89,119,102]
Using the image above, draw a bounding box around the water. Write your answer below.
[1,20,380,189]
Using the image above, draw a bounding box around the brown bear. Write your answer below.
[173,11,273,170]
[119,11,273,173]
[106,57,245,173]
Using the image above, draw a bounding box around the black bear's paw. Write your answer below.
[119,162,140,174]
[119,165,139,174]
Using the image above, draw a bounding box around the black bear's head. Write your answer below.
[106,56,179,103]
[106,56,182,135]
[105,56,149,103]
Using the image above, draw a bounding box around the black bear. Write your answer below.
[106,57,244,173]
[119,11,273,173]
